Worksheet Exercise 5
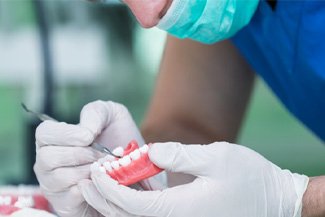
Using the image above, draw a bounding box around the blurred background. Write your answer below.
[0,0,323,185]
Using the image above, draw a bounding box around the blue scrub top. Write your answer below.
[232,0,325,141]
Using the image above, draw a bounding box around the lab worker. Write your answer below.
[34,0,325,217]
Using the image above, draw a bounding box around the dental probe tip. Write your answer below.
[92,143,121,158]
[21,103,29,112]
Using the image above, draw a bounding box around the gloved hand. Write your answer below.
[34,101,164,217]
[78,179,140,217]
[81,141,309,217]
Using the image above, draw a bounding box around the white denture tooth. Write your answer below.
[98,157,106,165]
[14,196,34,208]
[139,145,149,154]
[90,162,100,172]
[0,196,12,206]
[98,154,115,164]
[112,146,124,157]
[93,162,100,167]
[104,155,115,162]
[99,166,106,174]
[103,162,113,172]
[129,149,141,160]
[111,161,120,170]
[118,155,131,167]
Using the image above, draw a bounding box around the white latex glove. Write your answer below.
[83,141,309,217]
[78,179,140,217]
[34,101,164,217]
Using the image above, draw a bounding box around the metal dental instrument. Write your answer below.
[21,103,120,158]
[21,103,57,122]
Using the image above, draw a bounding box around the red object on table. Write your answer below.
[0,188,51,215]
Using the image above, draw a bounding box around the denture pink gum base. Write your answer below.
[104,141,163,186]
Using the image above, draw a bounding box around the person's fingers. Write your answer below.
[34,164,91,193]
[41,185,88,217]
[90,169,166,216]
[79,180,138,217]
[79,179,113,216]
[36,120,94,147]
[36,146,103,171]
[79,101,131,134]
[148,142,224,177]
[140,171,167,191]
[79,101,110,136]
[79,100,144,148]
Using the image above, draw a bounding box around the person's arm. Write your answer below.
[141,36,255,144]
[140,37,325,217]
[141,36,255,186]
[302,176,325,217]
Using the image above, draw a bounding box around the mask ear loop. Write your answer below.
[159,0,173,19]
[99,0,124,4]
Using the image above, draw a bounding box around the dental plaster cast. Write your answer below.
[94,140,163,186]
[9,208,56,217]
[0,186,50,216]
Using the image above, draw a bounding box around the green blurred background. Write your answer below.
[0,0,323,185]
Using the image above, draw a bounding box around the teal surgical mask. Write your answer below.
[157,0,259,44]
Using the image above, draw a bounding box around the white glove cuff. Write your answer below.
[292,174,309,217]
[277,169,309,217]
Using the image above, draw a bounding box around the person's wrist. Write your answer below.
[302,176,325,217]
[266,166,309,217]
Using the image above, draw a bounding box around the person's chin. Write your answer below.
[124,0,172,28]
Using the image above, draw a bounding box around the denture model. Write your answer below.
[97,140,163,186]
[0,186,51,215]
